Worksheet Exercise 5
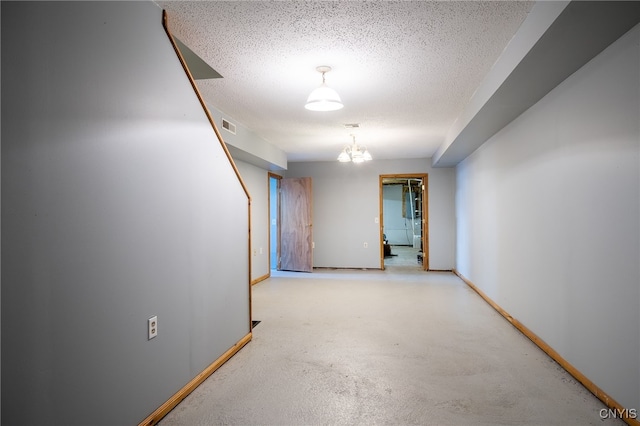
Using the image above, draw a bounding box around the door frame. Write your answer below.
[379,173,429,270]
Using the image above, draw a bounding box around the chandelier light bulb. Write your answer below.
[337,134,372,163]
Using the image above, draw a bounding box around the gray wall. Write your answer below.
[235,160,273,281]
[455,23,640,410]
[1,2,250,424]
[286,158,455,270]
[207,103,286,281]
[209,104,288,171]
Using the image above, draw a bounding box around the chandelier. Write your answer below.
[338,135,372,163]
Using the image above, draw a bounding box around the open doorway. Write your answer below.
[268,173,281,270]
[379,174,428,270]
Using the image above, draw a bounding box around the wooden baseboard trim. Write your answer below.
[251,273,270,286]
[138,332,252,426]
[453,269,639,426]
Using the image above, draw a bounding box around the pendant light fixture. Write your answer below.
[305,66,344,111]
[338,134,372,163]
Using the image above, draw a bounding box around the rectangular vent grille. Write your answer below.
[222,118,236,134]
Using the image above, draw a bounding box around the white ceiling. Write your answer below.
[157,1,534,163]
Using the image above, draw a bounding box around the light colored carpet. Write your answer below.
[159,269,621,426]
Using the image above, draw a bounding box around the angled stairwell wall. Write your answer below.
[2,2,250,424]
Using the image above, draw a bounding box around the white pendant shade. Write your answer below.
[305,66,344,111]
[305,84,344,111]
[337,149,351,162]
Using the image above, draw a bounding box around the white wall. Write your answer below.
[1,2,250,424]
[383,185,410,245]
[382,185,422,246]
[455,24,640,410]
[286,158,455,270]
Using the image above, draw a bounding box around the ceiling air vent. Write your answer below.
[344,123,360,129]
[222,118,236,135]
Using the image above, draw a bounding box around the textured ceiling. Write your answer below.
[157,1,534,162]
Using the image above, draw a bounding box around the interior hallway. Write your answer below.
[159,269,622,425]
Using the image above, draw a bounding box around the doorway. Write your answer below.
[379,174,428,270]
[268,174,314,273]
[268,173,281,270]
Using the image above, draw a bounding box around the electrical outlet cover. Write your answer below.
[148,316,158,340]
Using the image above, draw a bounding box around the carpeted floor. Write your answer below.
[159,269,622,426]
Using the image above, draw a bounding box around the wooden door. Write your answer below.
[280,177,313,272]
